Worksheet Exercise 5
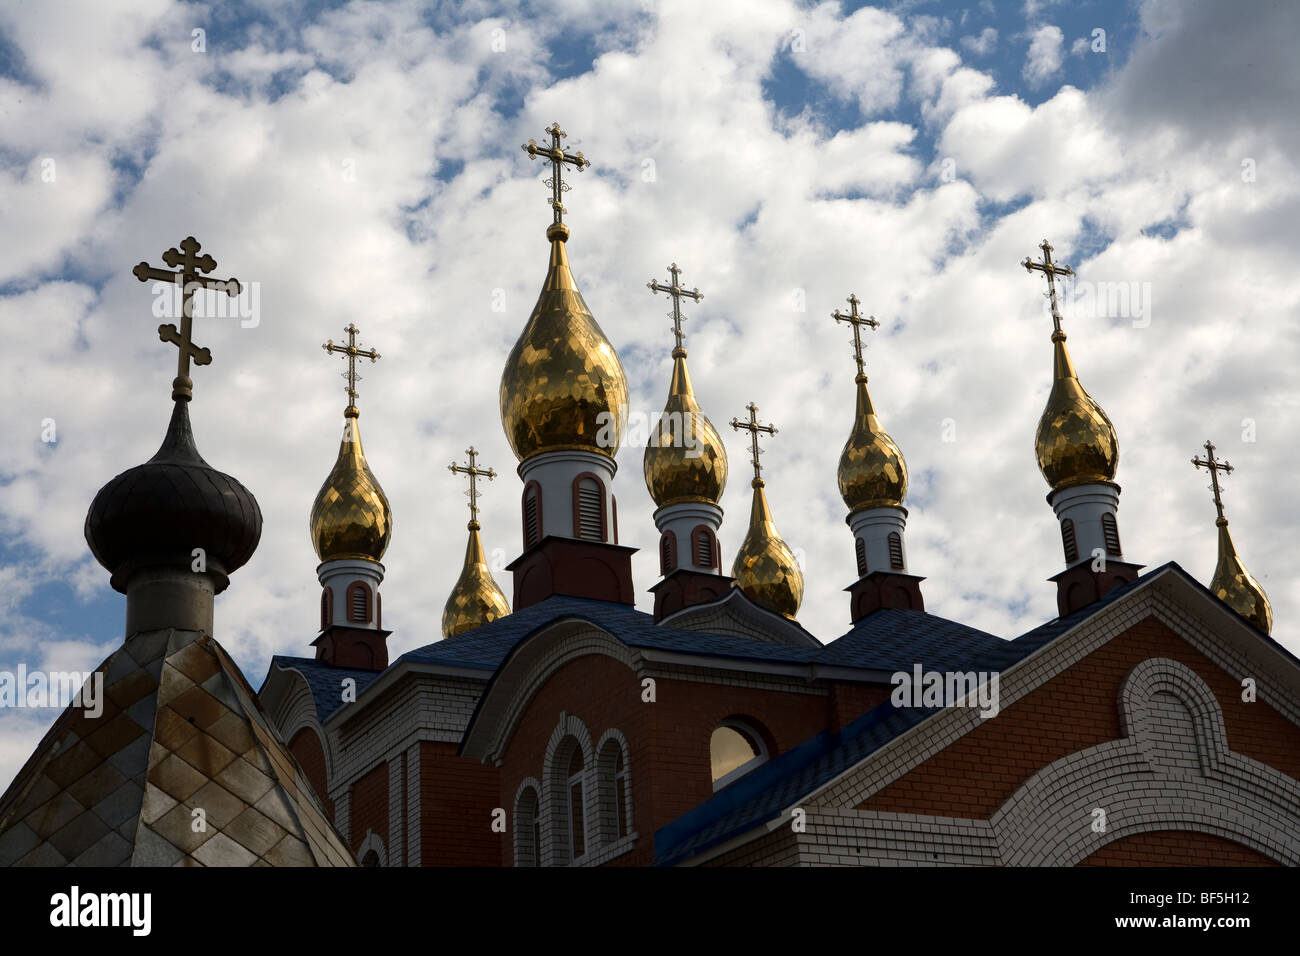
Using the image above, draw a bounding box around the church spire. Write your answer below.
[501,124,636,609]
[12,237,355,866]
[310,324,391,670]
[1192,441,1272,633]
[831,294,923,621]
[1022,239,1140,615]
[642,263,731,620]
[729,403,802,619]
[443,447,511,637]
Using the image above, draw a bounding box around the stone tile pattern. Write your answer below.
[0,628,354,867]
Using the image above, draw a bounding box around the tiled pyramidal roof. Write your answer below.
[0,627,353,867]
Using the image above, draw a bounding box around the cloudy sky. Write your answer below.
[2,0,1297,790]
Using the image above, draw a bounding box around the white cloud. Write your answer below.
[960,26,998,56]
[1022,24,1064,87]
[1,0,1298,794]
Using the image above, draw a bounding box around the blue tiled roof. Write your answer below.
[817,608,1004,672]
[652,563,1181,865]
[270,656,383,722]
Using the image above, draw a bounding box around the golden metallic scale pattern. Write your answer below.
[442,448,511,637]
[729,404,802,619]
[831,295,907,512]
[442,525,511,637]
[1210,520,1273,634]
[1192,440,1272,634]
[310,416,392,563]
[644,353,728,507]
[839,375,908,511]
[500,237,629,461]
[732,479,804,619]
[1034,331,1119,490]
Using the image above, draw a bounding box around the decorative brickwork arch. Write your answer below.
[541,713,595,867]
[595,727,634,845]
[357,829,386,867]
[992,658,1300,866]
[513,777,542,867]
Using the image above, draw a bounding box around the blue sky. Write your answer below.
[1,0,1297,790]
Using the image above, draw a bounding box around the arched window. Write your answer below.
[660,531,677,575]
[887,532,904,571]
[597,738,630,843]
[854,536,867,577]
[515,785,540,867]
[709,719,769,791]
[346,582,371,624]
[1061,518,1079,563]
[691,526,716,570]
[566,747,585,859]
[320,587,333,630]
[1101,512,1122,556]
[522,482,543,549]
[573,475,605,540]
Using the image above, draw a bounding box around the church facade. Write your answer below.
[259,126,1299,867]
[2,125,1295,868]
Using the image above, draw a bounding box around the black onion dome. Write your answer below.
[85,401,262,593]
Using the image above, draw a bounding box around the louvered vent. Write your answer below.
[660,533,676,574]
[1102,512,1121,556]
[577,479,603,540]
[855,537,867,577]
[350,585,368,623]
[888,532,904,570]
[1061,518,1079,563]
[694,529,713,569]
[524,489,541,547]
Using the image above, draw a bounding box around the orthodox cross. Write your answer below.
[522,123,590,229]
[730,402,778,483]
[1192,440,1234,522]
[1021,239,1074,335]
[647,262,703,355]
[322,323,380,416]
[449,447,496,528]
[832,293,879,378]
[132,236,241,401]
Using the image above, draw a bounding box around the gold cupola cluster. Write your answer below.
[644,264,728,508]
[833,296,907,512]
[730,403,803,619]
[1193,441,1272,634]
[311,325,392,564]
[500,124,628,463]
[1024,241,1119,491]
[442,448,510,638]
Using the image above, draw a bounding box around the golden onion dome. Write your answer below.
[1210,518,1272,634]
[500,229,629,462]
[310,409,392,563]
[731,479,803,619]
[1035,331,1119,490]
[644,350,728,507]
[838,374,907,511]
[442,522,511,637]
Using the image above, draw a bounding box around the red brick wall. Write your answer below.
[859,616,1300,820]
[288,727,333,821]
[1079,830,1280,866]
[497,653,831,866]
[419,741,500,866]
[350,760,388,855]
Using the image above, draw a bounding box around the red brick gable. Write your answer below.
[495,649,844,866]
[858,614,1300,819]
[350,760,388,855]
[288,726,334,820]
[1079,829,1280,866]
